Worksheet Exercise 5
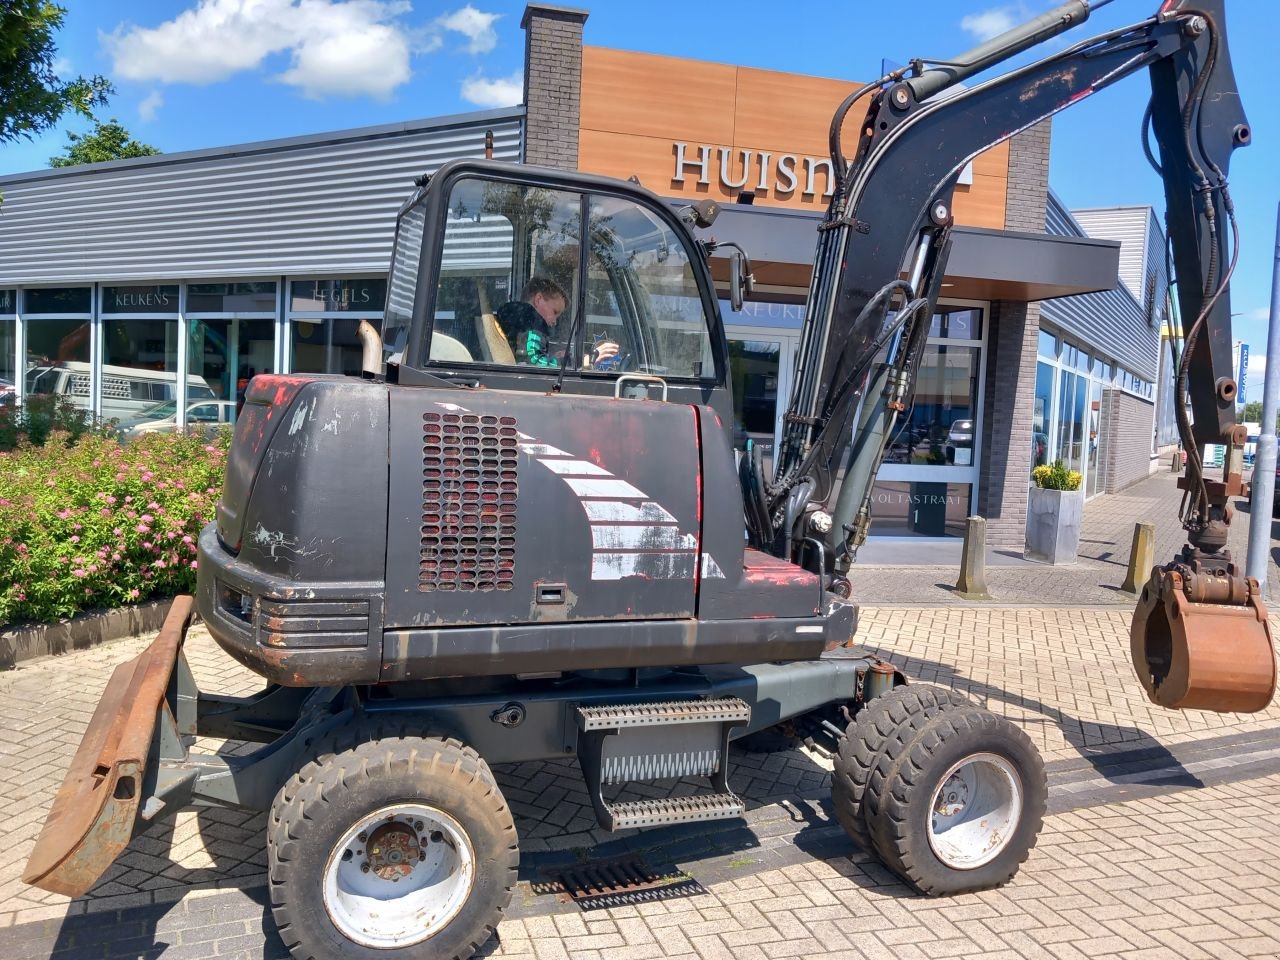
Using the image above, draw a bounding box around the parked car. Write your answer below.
[0,377,14,405]
[944,418,974,464]
[123,399,236,438]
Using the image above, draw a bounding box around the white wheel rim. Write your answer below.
[926,752,1023,870]
[322,803,475,948]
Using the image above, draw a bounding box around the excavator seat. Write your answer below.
[478,313,516,365]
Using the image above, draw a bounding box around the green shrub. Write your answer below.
[1031,459,1082,491]
[0,394,108,450]
[0,429,229,625]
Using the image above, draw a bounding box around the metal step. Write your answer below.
[577,698,751,731]
[603,792,746,830]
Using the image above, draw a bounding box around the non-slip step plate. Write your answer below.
[577,698,751,731]
[605,792,745,830]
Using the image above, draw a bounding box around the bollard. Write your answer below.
[1171,449,1182,474]
[956,515,991,600]
[1122,521,1156,594]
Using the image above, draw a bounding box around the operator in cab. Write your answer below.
[496,277,620,369]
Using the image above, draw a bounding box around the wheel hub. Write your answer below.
[933,773,970,819]
[323,803,475,949]
[365,822,421,880]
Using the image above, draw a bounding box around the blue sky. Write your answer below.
[5,1,1277,399]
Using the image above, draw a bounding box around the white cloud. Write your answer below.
[432,5,500,55]
[960,6,1021,42]
[100,1,502,101]
[52,56,74,76]
[1244,307,1271,322]
[138,90,164,122]
[460,70,522,108]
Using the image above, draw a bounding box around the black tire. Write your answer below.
[268,732,518,960]
[831,685,971,852]
[864,708,1046,896]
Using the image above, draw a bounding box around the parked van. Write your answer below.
[24,361,215,427]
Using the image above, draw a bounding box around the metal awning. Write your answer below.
[698,203,1121,302]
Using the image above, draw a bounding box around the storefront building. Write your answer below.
[0,110,523,429]
[0,3,1166,557]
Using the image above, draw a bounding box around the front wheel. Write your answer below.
[268,733,518,960]
[864,708,1046,896]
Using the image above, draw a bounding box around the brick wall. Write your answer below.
[1003,119,1051,232]
[979,300,1041,549]
[974,118,1052,550]
[521,4,589,169]
[1100,389,1155,493]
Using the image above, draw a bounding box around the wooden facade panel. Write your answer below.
[580,47,736,144]
[733,66,861,157]
[578,46,1011,227]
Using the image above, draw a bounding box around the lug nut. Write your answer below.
[357,831,368,842]
[415,821,424,831]
[361,863,370,873]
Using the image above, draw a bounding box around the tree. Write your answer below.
[1241,400,1263,424]
[49,119,160,168]
[0,1,111,144]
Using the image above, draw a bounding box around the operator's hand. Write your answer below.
[590,340,620,368]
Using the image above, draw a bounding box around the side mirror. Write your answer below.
[725,244,755,312]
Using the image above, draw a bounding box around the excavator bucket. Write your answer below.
[22,596,195,897]
[1131,570,1276,713]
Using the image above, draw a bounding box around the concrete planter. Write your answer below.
[0,598,174,669]
[1025,485,1082,564]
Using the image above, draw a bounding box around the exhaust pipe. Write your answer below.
[357,320,382,379]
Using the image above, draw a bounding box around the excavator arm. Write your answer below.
[753,0,1274,712]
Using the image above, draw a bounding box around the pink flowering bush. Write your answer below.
[0,429,229,624]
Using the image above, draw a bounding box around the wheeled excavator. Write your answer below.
[23,2,1274,958]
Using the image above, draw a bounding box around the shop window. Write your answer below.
[727,339,781,455]
[103,285,178,314]
[288,277,385,376]
[884,344,980,466]
[1038,329,1057,359]
[24,287,91,314]
[189,318,275,425]
[0,291,14,405]
[102,318,190,430]
[1031,361,1054,473]
[23,288,92,413]
[868,481,972,537]
[929,307,983,340]
[187,282,277,314]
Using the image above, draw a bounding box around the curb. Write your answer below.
[0,598,175,669]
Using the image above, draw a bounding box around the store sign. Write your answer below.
[104,285,178,313]
[1237,343,1249,404]
[290,278,387,312]
[0,289,14,314]
[672,142,975,198]
[673,143,835,198]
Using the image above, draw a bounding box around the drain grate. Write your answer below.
[534,856,707,911]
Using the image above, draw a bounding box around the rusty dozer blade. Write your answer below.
[1131,569,1276,713]
[22,596,195,897]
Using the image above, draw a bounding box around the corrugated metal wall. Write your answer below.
[1072,207,1153,303]
[0,110,523,285]
[1042,193,1159,381]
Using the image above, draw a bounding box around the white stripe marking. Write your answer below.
[581,501,679,523]
[591,552,697,580]
[541,459,610,476]
[519,442,570,457]
[565,478,647,499]
[701,554,726,579]
[590,525,697,550]
[795,625,824,634]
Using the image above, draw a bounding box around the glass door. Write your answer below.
[872,303,987,539]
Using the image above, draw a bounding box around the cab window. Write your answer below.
[427,176,714,380]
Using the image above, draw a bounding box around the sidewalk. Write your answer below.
[2,602,1278,959]
[849,469,1280,606]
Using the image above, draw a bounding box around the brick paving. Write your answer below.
[848,469,1280,606]
[1,596,1278,958]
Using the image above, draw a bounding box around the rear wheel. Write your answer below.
[268,733,518,960]
[831,684,971,852]
[864,708,1045,896]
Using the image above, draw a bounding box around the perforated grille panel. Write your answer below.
[419,411,518,592]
